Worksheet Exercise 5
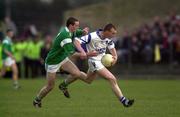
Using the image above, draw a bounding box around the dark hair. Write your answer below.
[66,17,79,27]
[6,29,13,33]
[103,23,116,31]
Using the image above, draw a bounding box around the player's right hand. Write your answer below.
[87,50,98,57]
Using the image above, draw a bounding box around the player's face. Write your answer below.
[71,21,80,32]
[105,28,117,39]
[7,31,14,38]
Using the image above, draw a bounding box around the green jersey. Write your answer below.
[2,36,13,60]
[45,27,83,65]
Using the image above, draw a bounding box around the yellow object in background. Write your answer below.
[154,44,161,63]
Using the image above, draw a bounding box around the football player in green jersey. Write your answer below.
[33,17,97,108]
[0,29,20,89]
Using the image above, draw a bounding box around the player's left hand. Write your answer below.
[82,27,89,35]
[80,52,87,59]
[112,56,117,65]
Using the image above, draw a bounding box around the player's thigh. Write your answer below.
[96,67,115,80]
[61,60,80,76]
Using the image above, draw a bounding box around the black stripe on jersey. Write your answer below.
[108,40,113,46]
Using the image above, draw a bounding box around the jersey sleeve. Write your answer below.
[74,34,91,44]
[107,40,115,50]
[74,28,83,38]
[60,38,75,55]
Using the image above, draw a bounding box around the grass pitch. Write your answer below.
[0,78,180,117]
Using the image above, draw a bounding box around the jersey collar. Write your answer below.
[6,36,12,41]
[65,27,72,37]
[65,27,70,32]
[96,29,104,40]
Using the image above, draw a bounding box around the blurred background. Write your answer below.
[0,0,180,78]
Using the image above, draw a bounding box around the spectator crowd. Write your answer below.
[115,12,180,65]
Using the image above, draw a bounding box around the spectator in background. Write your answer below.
[25,35,43,78]
[40,34,52,75]
[22,24,43,78]
[31,35,44,77]
[130,32,141,63]
[160,30,170,63]
[172,25,180,64]
[13,38,25,78]
[139,24,154,64]
[23,36,33,78]
[118,30,131,63]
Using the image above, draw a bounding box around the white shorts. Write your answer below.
[88,59,105,72]
[45,57,69,73]
[3,57,15,67]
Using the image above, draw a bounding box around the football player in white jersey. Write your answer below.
[59,24,134,107]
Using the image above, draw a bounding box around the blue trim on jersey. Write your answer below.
[79,33,91,44]
[81,43,87,52]
[75,43,87,52]
[96,29,103,40]
[79,38,87,43]
[87,34,91,44]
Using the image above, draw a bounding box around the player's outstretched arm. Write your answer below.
[73,39,87,59]
[74,39,98,58]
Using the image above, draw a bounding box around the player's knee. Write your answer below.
[71,71,81,78]
[12,67,18,75]
[108,77,117,84]
[14,69,18,76]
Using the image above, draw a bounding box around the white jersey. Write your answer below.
[75,29,115,60]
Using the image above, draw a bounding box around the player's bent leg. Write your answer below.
[33,72,56,108]
[59,60,80,98]
[97,68,134,107]
[97,68,123,97]
[61,60,90,82]
[59,60,90,98]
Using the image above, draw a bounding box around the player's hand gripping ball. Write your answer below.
[101,54,114,67]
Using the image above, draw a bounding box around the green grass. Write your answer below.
[0,78,180,117]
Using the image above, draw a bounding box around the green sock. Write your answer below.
[62,80,68,87]
[35,96,41,102]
